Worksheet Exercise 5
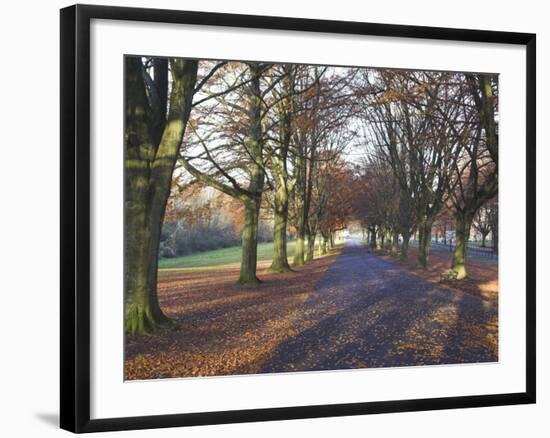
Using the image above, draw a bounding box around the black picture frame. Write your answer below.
[60,4,536,433]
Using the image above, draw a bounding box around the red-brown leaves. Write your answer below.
[125,252,340,380]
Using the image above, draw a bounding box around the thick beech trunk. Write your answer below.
[239,199,261,283]
[371,228,378,250]
[417,217,433,269]
[452,212,474,280]
[391,232,399,255]
[270,201,291,272]
[269,86,292,273]
[124,57,198,334]
[292,152,307,267]
[125,184,168,334]
[238,63,265,284]
[293,231,305,266]
[400,232,410,260]
[306,230,316,261]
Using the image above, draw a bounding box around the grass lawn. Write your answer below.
[159,240,298,270]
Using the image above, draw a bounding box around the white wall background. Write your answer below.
[0,0,546,436]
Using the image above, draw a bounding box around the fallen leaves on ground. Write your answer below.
[380,247,498,304]
[126,244,498,380]
[125,252,340,380]
[377,247,498,360]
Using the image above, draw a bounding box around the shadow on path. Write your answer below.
[260,240,497,373]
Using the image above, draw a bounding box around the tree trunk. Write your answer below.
[306,230,316,261]
[239,199,261,284]
[238,63,265,284]
[125,183,168,334]
[270,202,291,272]
[329,231,334,249]
[371,228,378,250]
[391,232,399,255]
[481,232,487,247]
[452,211,474,280]
[400,232,410,260]
[269,70,293,273]
[417,216,433,269]
[293,230,305,266]
[321,233,328,255]
[124,57,198,334]
[292,152,307,267]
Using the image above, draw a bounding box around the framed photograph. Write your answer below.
[60,4,536,433]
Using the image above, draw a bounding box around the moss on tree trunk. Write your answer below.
[293,231,305,266]
[400,232,410,260]
[371,228,378,250]
[269,67,294,273]
[124,57,198,334]
[391,232,399,255]
[124,179,169,333]
[239,199,261,284]
[417,217,433,269]
[306,230,316,261]
[452,212,474,280]
[270,203,291,272]
[237,63,265,284]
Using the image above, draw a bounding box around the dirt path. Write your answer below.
[260,239,498,372]
[125,252,341,379]
[126,241,498,380]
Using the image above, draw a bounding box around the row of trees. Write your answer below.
[124,57,357,333]
[179,62,357,279]
[124,57,498,334]
[354,69,498,278]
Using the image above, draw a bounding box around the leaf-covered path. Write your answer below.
[126,240,497,379]
[260,239,498,373]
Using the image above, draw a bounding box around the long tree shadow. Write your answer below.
[126,246,497,378]
[259,250,498,373]
[126,259,334,361]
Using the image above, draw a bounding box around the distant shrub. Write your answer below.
[160,221,244,258]
[158,241,176,259]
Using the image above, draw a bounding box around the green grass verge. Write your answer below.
[158,241,297,270]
